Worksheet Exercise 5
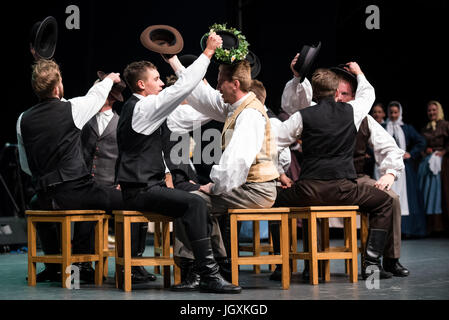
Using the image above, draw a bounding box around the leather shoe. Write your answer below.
[75,262,95,284]
[383,258,410,277]
[132,266,157,281]
[171,270,200,292]
[30,266,61,282]
[200,273,242,294]
[216,257,232,282]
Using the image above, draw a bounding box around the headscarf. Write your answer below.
[386,101,407,151]
[426,100,445,131]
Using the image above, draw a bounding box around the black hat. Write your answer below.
[140,25,184,55]
[179,54,198,68]
[330,64,358,92]
[246,50,261,79]
[200,30,240,64]
[30,16,58,60]
[294,42,321,82]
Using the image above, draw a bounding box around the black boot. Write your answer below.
[302,261,310,281]
[32,264,61,282]
[132,222,156,282]
[383,258,410,277]
[171,257,200,291]
[74,262,95,284]
[362,229,393,280]
[216,257,232,282]
[191,238,242,294]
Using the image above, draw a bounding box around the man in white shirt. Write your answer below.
[116,33,241,294]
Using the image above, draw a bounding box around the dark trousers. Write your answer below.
[121,183,212,243]
[275,179,393,230]
[31,176,125,258]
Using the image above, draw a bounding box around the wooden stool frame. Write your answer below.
[289,206,359,285]
[26,210,105,289]
[229,208,290,290]
[113,211,180,292]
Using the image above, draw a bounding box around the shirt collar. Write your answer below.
[230,92,251,112]
[133,93,145,100]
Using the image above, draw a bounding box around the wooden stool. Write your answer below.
[113,211,181,292]
[153,221,173,275]
[102,214,115,279]
[238,221,275,273]
[26,210,105,288]
[229,208,290,289]
[345,212,369,274]
[289,206,359,285]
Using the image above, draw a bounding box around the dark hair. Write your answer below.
[123,61,156,93]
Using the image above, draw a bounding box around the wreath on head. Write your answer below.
[202,23,249,64]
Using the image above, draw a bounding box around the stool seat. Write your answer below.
[228,207,290,290]
[112,210,180,292]
[289,206,359,285]
[26,210,106,289]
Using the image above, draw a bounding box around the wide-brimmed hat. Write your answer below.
[30,16,58,59]
[294,42,322,82]
[330,64,358,91]
[246,50,261,79]
[140,25,184,55]
[97,71,126,102]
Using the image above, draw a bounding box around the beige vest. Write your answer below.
[221,92,280,183]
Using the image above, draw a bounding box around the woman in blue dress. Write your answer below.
[384,101,427,237]
[418,101,449,235]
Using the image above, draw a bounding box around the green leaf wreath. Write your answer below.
[204,23,249,64]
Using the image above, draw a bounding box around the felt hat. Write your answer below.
[97,71,126,102]
[30,16,58,59]
[330,64,358,92]
[246,50,261,79]
[140,25,184,55]
[294,42,321,82]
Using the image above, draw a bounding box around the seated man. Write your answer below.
[167,58,280,288]
[275,63,394,280]
[80,73,156,283]
[116,33,241,294]
[17,59,124,283]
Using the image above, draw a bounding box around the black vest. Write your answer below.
[116,95,166,185]
[20,98,89,190]
[299,98,357,180]
[353,117,370,175]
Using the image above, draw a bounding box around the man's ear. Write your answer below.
[233,79,240,90]
[137,79,145,90]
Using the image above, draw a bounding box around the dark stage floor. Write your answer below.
[1,237,448,301]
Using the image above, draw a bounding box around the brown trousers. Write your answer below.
[275,179,393,231]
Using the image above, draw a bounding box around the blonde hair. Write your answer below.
[249,79,267,105]
[426,100,445,131]
[218,60,252,92]
[311,68,339,102]
[31,59,61,100]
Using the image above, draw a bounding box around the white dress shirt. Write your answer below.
[16,78,114,176]
[275,74,375,149]
[173,71,268,195]
[96,108,114,136]
[281,77,313,116]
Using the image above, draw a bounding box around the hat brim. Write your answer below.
[294,42,322,83]
[97,71,126,102]
[179,54,198,68]
[140,25,184,55]
[246,50,261,79]
[330,64,358,91]
[33,16,58,59]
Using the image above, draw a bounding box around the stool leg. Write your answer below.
[115,220,123,289]
[27,218,37,286]
[230,214,239,287]
[321,218,330,282]
[344,218,351,274]
[269,224,275,272]
[103,217,109,279]
[290,218,297,273]
[154,222,161,275]
[162,221,171,288]
[280,215,290,290]
[123,217,132,292]
[94,217,104,286]
[253,221,261,274]
[61,217,71,289]
[350,214,358,283]
[309,214,319,285]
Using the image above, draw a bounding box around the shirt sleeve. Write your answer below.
[274,111,304,149]
[166,103,214,134]
[132,54,211,135]
[175,69,228,123]
[347,74,376,131]
[277,147,292,174]
[209,108,266,194]
[70,78,114,129]
[16,113,32,176]
[281,77,313,116]
[367,115,405,180]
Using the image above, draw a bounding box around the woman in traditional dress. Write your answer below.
[383,101,427,237]
[418,101,449,235]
